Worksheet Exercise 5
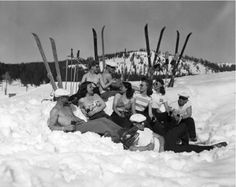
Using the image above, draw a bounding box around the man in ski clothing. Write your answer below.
[169,92,197,142]
[48,88,122,143]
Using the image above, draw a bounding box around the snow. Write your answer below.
[0,71,235,187]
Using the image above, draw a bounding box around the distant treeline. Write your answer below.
[0,51,235,86]
[184,55,235,72]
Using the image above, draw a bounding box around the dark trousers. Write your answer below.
[110,112,133,129]
[164,123,213,153]
[181,117,196,139]
[152,110,171,136]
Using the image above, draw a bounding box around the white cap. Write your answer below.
[129,114,146,123]
[54,89,70,98]
[106,61,117,68]
[178,92,189,99]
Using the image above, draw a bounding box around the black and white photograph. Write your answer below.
[0,1,235,186]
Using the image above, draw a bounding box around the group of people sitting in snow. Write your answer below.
[48,60,227,153]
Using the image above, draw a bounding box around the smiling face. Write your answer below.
[153,81,162,92]
[140,81,147,93]
[120,83,127,93]
[178,96,188,106]
[87,83,94,95]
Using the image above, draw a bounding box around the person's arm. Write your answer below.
[129,142,154,151]
[163,102,170,114]
[181,106,192,119]
[48,108,64,131]
[78,98,88,118]
[112,93,123,117]
[87,94,106,117]
[80,73,87,84]
[153,133,165,152]
[148,99,154,119]
[48,108,75,132]
[99,74,114,89]
[131,97,136,114]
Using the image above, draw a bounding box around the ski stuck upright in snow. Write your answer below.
[50,37,63,89]
[153,26,166,66]
[32,33,57,91]
[92,28,99,63]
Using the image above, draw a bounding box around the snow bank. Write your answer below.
[0,72,235,187]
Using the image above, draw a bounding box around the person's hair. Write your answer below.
[123,81,134,99]
[88,60,98,69]
[78,81,93,99]
[155,78,165,95]
[141,76,153,96]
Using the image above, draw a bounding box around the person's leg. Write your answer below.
[182,117,197,141]
[110,112,132,129]
[164,123,214,153]
[75,117,122,142]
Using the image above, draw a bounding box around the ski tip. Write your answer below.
[145,23,148,28]
[102,25,105,30]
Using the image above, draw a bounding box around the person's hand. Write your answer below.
[64,125,76,132]
[174,114,182,124]
[87,110,95,117]
[147,142,154,150]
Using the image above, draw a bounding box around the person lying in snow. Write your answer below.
[48,88,122,143]
[48,88,140,148]
[128,114,227,153]
[78,81,110,120]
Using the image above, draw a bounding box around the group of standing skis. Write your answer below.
[48,60,227,153]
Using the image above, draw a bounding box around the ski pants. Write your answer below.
[164,123,213,153]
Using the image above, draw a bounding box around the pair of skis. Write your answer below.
[92,26,106,72]
[144,24,166,70]
[168,31,192,87]
[32,33,63,91]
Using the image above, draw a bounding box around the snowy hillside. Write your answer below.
[0,71,235,187]
[102,50,215,77]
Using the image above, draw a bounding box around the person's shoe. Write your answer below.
[213,142,227,148]
[176,139,182,145]
[190,137,198,142]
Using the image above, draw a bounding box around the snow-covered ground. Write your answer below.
[0,72,235,187]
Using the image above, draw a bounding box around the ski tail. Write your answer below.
[32,33,57,90]
[144,24,152,69]
[101,25,105,72]
[92,28,99,63]
[49,37,63,88]
[175,30,180,54]
[153,26,166,65]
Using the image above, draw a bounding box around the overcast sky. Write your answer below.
[0,1,235,64]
